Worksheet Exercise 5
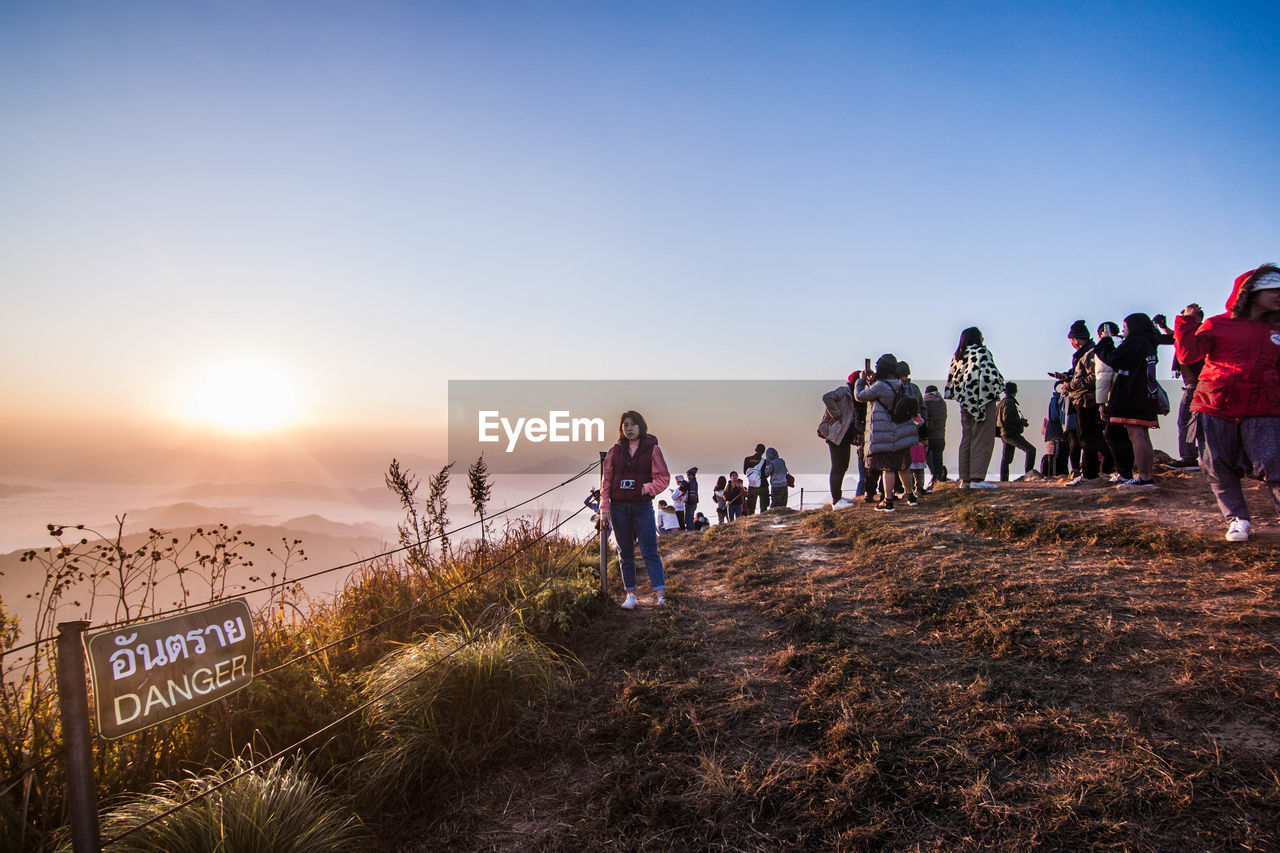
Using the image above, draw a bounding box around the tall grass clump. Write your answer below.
[86,757,366,853]
[355,626,568,808]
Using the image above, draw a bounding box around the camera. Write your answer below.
[620,479,636,490]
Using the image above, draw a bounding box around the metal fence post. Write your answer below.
[598,451,608,596]
[799,487,804,509]
[56,621,100,853]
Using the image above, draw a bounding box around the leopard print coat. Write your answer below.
[944,344,1005,421]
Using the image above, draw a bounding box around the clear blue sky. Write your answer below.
[2,0,1277,436]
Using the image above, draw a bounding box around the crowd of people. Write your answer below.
[598,265,1280,608]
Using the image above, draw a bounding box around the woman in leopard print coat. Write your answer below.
[944,326,1006,488]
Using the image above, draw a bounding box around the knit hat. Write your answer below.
[874,353,897,377]
[1068,319,1090,340]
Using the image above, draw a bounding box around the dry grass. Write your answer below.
[388,479,1280,851]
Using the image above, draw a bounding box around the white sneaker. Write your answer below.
[654,595,666,606]
[621,592,638,610]
[1109,474,1124,483]
[834,498,856,508]
[1065,475,1087,486]
[1226,519,1252,542]
[968,481,997,490]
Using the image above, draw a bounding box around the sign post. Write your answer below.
[56,621,100,853]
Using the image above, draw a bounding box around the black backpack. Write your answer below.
[891,383,919,423]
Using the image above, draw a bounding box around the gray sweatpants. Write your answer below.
[1197,414,1280,522]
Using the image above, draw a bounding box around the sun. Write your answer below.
[180,356,302,434]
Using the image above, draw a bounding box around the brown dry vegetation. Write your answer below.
[388,470,1280,852]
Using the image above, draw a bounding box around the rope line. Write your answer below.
[253,503,591,681]
[101,521,602,847]
[1,460,600,661]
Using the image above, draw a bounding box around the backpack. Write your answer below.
[890,383,919,423]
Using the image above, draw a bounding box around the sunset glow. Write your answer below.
[180,357,301,434]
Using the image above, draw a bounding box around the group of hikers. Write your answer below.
[598,264,1280,608]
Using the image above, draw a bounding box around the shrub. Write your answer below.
[354,626,568,808]
[87,757,365,853]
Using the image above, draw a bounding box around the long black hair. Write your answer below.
[1122,312,1157,339]
[953,327,984,362]
[1230,263,1280,320]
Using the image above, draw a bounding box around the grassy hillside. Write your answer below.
[389,471,1280,851]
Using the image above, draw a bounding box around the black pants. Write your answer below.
[770,485,788,508]
[1000,434,1037,480]
[747,486,768,514]
[1105,422,1133,480]
[1074,407,1113,479]
[828,436,855,502]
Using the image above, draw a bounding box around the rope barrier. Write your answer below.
[254,503,591,681]
[100,517,600,848]
[1,460,601,662]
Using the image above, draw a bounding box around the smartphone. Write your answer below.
[864,357,872,373]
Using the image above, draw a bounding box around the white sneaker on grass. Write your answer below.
[621,592,638,610]
[969,481,997,490]
[655,595,666,606]
[834,498,856,508]
[1226,519,1252,542]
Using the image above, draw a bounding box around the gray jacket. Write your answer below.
[761,447,789,487]
[818,384,857,445]
[854,377,920,455]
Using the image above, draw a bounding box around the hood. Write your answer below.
[765,447,778,460]
[1227,269,1256,312]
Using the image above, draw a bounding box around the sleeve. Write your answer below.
[1174,314,1210,365]
[943,358,961,399]
[642,446,672,498]
[1095,354,1115,405]
[599,447,616,517]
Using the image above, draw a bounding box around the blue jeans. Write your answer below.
[610,500,666,592]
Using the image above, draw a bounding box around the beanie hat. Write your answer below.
[1068,319,1090,340]
[896,361,911,377]
[874,353,898,377]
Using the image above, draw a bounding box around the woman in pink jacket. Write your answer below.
[1174,264,1280,542]
[600,411,671,607]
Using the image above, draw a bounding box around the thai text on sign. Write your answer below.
[86,599,255,740]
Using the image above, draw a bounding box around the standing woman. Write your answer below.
[712,475,729,524]
[1174,265,1280,542]
[600,411,671,609]
[1098,313,1161,488]
[944,327,1005,489]
[855,354,921,511]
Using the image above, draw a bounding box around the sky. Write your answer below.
[2,0,1278,464]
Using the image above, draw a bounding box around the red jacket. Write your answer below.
[1174,311,1280,423]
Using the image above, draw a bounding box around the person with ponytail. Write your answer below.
[1174,265,1280,542]
[599,411,671,607]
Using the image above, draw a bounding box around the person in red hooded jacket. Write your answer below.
[1174,264,1280,542]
